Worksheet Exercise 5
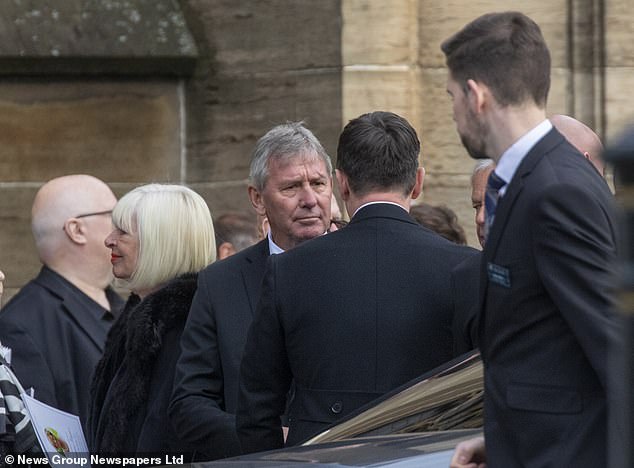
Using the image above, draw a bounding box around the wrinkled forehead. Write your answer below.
[267,150,330,177]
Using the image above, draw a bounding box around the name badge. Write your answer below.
[487,262,511,288]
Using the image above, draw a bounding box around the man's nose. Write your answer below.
[475,206,485,226]
[104,231,116,248]
[299,186,318,208]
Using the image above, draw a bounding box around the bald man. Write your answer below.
[0,175,122,425]
[550,114,605,175]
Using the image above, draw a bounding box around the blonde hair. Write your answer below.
[112,184,216,292]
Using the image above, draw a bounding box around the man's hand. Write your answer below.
[450,436,486,468]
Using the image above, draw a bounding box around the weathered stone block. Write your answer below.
[187,69,341,184]
[184,0,340,74]
[605,67,634,143]
[191,181,256,220]
[418,1,568,68]
[0,81,181,183]
[0,0,197,75]
[343,67,419,131]
[343,0,415,65]
[0,187,39,291]
[605,0,634,67]
[548,68,571,116]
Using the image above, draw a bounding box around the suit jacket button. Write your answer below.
[331,401,343,414]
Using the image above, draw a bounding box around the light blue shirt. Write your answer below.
[495,119,553,196]
[267,231,284,255]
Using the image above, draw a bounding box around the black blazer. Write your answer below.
[479,128,617,467]
[169,239,269,460]
[451,252,481,355]
[236,203,477,453]
[0,266,121,426]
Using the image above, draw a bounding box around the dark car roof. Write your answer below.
[187,429,481,467]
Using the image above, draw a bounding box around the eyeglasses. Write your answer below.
[75,210,113,219]
[62,210,112,231]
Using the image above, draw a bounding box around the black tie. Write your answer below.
[484,171,506,242]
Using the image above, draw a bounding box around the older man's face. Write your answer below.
[250,153,332,250]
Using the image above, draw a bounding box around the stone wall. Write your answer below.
[0,0,342,302]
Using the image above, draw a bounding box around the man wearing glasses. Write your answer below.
[0,174,122,427]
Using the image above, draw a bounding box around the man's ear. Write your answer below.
[336,170,350,201]
[411,167,425,200]
[466,79,487,114]
[217,242,237,260]
[247,186,266,216]
[63,219,88,245]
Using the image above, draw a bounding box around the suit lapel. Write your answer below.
[483,128,565,264]
[240,239,270,317]
[478,129,566,347]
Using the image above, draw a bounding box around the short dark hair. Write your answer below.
[441,11,551,108]
[336,111,420,197]
[214,212,258,253]
[410,203,467,245]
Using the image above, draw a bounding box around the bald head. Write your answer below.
[32,175,116,284]
[550,114,604,175]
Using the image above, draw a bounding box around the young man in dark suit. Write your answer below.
[236,111,477,453]
[443,12,617,468]
[169,122,333,460]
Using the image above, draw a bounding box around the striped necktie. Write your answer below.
[484,171,506,242]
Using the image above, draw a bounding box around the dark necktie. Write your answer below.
[484,171,506,242]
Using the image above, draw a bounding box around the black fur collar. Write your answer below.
[88,273,198,453]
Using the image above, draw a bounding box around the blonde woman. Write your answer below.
[88,184,215,459]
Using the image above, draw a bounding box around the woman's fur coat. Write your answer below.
[88,273,198,456]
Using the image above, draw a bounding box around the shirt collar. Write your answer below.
[495,119,552,195]
[352,201,408,219]
[267,231,285,255]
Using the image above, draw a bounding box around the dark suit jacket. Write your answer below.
[236,203,477,453]
[479,128,617,467]
[0,266,121,426]
[169,239,269,460]
[451,252,481,355]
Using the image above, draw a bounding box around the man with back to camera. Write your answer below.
[442,12,617,467]
[0,174,122,426]
[169,122,333,460]
[236,111,477,453]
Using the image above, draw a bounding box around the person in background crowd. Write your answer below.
[169,122,332,460]
[410,203,467,245]
[236,111,477,453]
[88,184,215,460]
[0,175,121,427]
[550,113,605,175]
[443,12,617,467]
[214,212,259,260]
[470,159,495,248]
